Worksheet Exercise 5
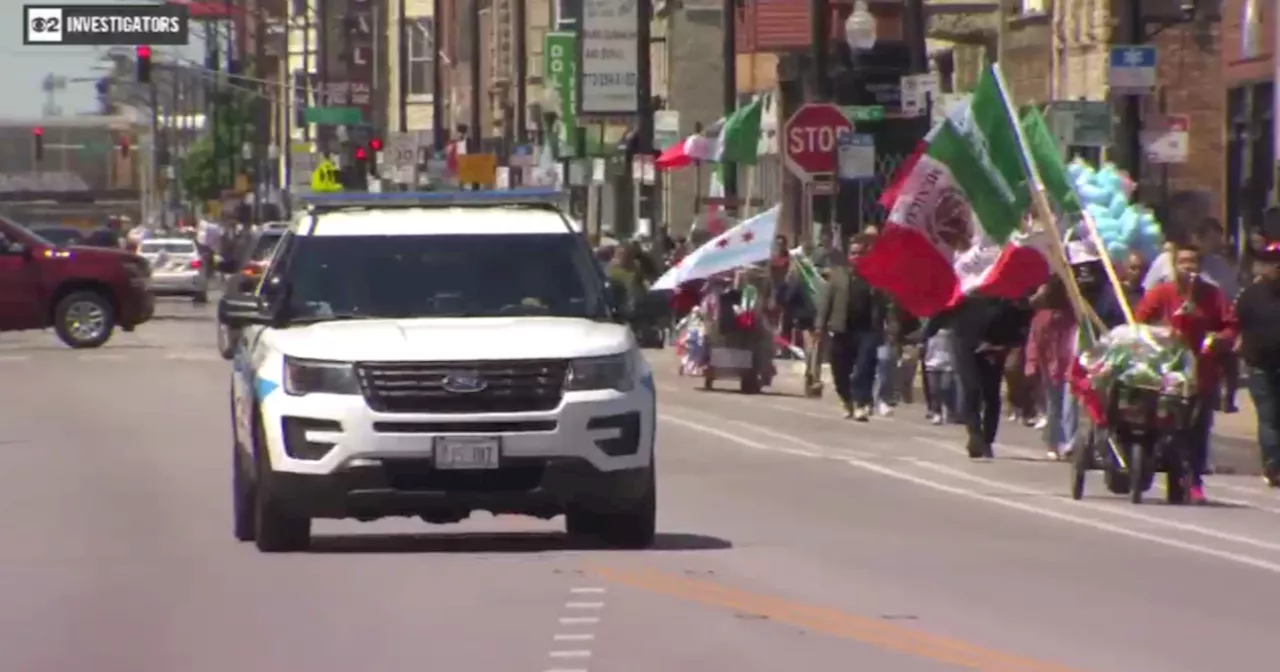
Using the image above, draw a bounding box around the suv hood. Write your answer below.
[269,317,634,362]
[62,245,143,264]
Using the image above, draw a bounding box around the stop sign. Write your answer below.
[783,103,853,179]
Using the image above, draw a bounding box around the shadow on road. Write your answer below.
[150,313,214,323]
[695,386,802,399]
[305,531,733,554]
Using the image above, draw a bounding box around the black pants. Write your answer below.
[829,330,879,407]
[955,347,1007,449]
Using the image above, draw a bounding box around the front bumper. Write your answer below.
[259,386,655,475]
[270,459,652,519]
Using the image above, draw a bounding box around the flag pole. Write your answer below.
[991,64,1108,332]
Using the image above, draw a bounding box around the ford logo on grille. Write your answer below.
[442,372,488,394]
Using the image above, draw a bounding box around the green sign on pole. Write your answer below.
[841,105,885,123]
[544,32,578,159]
[303,106,364,126]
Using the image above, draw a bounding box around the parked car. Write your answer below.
[136,238,208,303]
[29,226,85,247]
[215,223,286,358]
[0,216,154,348]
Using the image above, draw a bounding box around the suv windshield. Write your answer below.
[281,233,608,321]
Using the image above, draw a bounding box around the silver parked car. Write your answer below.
[137,238,208,302]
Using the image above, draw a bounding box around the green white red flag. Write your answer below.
[859,65,1052,317]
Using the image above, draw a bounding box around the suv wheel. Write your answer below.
[54,291,115,349]
[566,469,657,549]
[232,443,256,542]
[251,416,311,552]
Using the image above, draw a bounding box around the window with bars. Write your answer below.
[408,17,434,97]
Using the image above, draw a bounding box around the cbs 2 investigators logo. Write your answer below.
[24,4,190,46]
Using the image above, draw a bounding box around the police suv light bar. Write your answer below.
[299,188,569,211]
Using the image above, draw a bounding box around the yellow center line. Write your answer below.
[589,565,1090,672]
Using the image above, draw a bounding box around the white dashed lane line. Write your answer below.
[546,586,606,672]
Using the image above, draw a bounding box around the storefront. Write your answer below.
[1222,0,1276,251]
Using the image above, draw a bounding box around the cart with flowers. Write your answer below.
[1069,325,1202,504]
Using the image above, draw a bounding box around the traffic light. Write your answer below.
[365,139,382,176]
[32,127,43,162]
[136,45,152,83]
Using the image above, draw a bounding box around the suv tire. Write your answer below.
[53,290,115,349]
[251,414,311,552]
[566,468,656,549]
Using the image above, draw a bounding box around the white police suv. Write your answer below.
[218,190,658,552]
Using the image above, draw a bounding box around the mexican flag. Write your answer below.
[788,246,826,306]
[656,97,764,170]
[1067,319,1106,425]
[1021,107,1082,217]
[862,65,1052,317]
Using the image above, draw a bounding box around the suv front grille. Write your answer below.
[356,360,568,413]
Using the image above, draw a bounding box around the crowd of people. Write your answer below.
[631,206,1280,504]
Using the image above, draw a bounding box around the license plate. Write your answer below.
[710,348,752,369]
[433,436,501,469]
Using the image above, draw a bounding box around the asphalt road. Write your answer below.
[2,303,1278,671]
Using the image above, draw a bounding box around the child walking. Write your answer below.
[922,326,957,425]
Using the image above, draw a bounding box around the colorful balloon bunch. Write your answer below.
[1065,159,1164,263]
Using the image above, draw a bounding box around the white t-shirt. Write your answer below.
[923,329,954,372]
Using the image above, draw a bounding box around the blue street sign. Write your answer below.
[1108,45,1157,95]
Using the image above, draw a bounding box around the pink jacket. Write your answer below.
[1025,307,1077,384]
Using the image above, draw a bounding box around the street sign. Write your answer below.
[1142,113,1190,164]
[1046,100,1113,147]
[1109,46,1157,95]
[311,159,343,192]
[837,131,876,181]
[840,105,885,123]
[900,73,939,117]
[385,132,420,167]
[783,103,853,180]
[303,106,363,125]
[456,153,497,187]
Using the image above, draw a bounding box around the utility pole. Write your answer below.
[431,0,445,150]
[469,0,482,152]
[721,0,737,211]
[1121,0,1145,187]
[148,58,164,229]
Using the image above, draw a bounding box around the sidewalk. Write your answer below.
[773,359,1257,441]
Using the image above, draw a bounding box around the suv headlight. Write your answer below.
[565,353,634,392]
[283,357,361,396]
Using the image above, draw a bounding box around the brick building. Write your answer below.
[1000,0,1225,224]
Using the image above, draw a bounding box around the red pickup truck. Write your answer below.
[0,216,154,348]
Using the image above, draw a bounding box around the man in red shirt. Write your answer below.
[1135,241,1238,503]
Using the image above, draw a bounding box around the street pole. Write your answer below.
[301,2,310,142]
[514,0,528,146]
[253,8,266,224]
[809,0,830,100]
[150,73,165,230]
[397,0,408,133]
[469,0,482,152]
[638,0,654,228]
[1122,0,1145,188]
[318,0,330,155]
[721,0,737,212]
[205,23,221,194]
[904,0,926,73]
[431,0,445,151]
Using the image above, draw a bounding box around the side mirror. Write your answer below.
[217,292,270,329]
